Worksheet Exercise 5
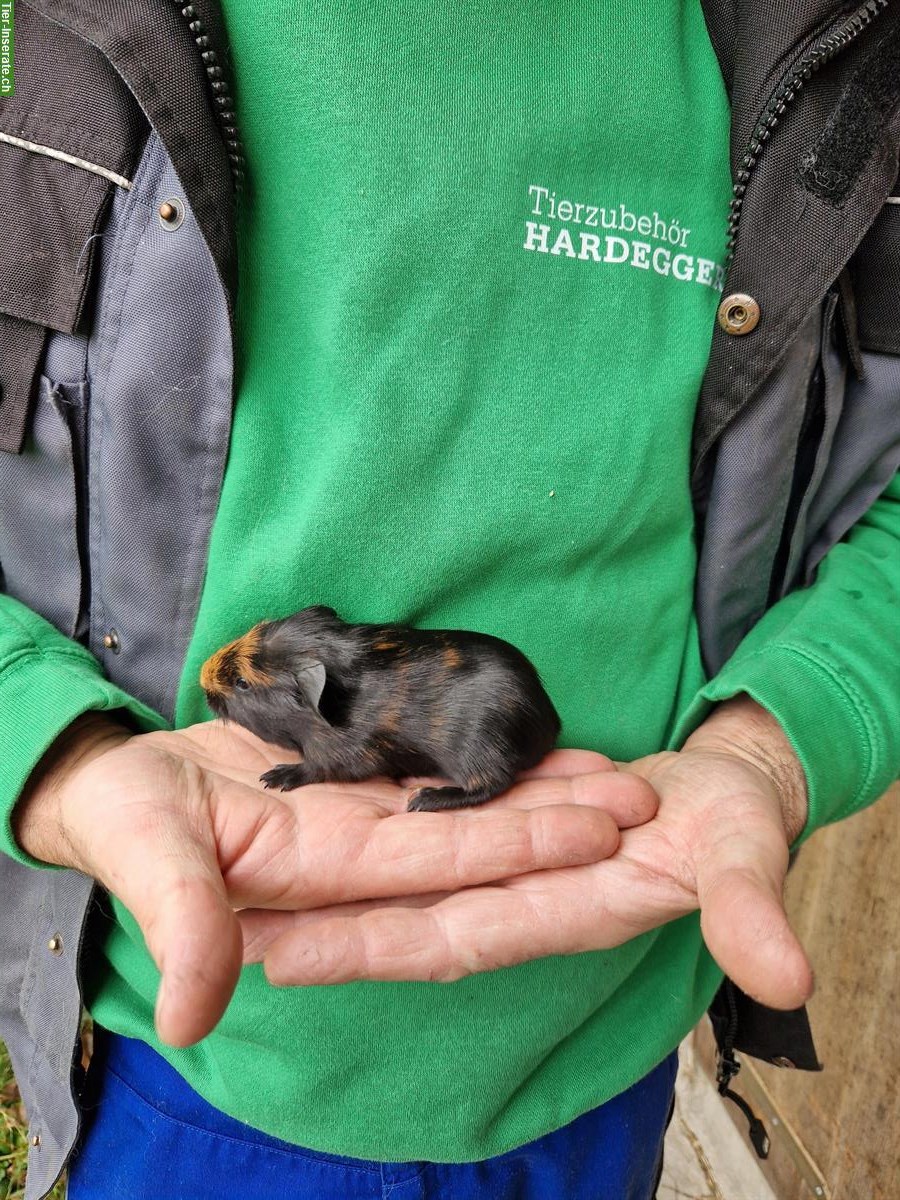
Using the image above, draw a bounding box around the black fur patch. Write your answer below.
[799,19,900,206]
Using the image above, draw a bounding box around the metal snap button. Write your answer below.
[47,934,63,955]
[102,629,120,653]
[31,1133,41,1148]
[158,198,185,231]
[718,292,761,335]
[771,1055,796,1068]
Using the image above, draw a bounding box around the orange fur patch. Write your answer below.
[374,640,399,651]
[200,624,273,695]
[443,647,463,669]
[381,704,401,733]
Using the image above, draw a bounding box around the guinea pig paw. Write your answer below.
[260,764,310,792]
[407,786,472,812]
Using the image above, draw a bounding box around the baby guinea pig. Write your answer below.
[199,605,561,811]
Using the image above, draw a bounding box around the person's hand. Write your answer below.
[11,714,658,1046]
[242,695,814,1010]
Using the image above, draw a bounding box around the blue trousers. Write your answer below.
[67,1030,677,1199]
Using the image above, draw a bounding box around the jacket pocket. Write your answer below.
[848,196,900,354]
[0,132,118,454]
[0,0,146,453]
[0,336,89,640]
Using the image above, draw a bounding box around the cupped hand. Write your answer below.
[12,716,657,1047]
[243,697,814,1011]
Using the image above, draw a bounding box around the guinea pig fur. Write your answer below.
[199,605,561,811]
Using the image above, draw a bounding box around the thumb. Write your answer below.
[99,811,243,1048]
[697,831,814,1011]
[150,870,244,1048]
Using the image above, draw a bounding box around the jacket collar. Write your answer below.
[25,0,239,316]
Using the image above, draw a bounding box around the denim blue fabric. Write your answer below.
[66,1030,677,1199]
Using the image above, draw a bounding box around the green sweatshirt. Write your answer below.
[3,0,900,1163]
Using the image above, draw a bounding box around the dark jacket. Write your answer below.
[0,1,898,1195]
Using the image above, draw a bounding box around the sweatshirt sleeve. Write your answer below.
[672,470,900,844]
[0,593,168,868]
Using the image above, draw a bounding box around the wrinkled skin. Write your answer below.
[13,694,812,1047]
[13,715,652,1046]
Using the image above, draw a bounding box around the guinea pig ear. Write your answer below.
[293,659,328,715]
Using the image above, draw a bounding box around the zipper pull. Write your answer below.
[716,1047,771,1159]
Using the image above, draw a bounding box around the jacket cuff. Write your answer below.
[0,650,166,868]
[670,642,888,846]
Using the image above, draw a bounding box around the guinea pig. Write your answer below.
[199,605,561,811]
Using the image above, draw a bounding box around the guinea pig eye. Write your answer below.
[235,677,251,691]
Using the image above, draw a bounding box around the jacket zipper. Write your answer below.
[715,980,771,1159]
[726,0,889,258]
[170,0,246,191]
[173,0,888,228]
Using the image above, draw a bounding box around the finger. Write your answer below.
[402,749,617,790]
[261,863,639,986]
[151,875,244,1046]
[402,748,619,792]
[210,767,627,913]
[238,892,448,963]
[398,767,657,828]
[262,887,585,985]
[697,815,814,1010]
[305,802,622,906]
[95,808,243,1047]
[486,771,658,827]
[517,749,617,778]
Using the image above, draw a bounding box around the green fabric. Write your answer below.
[0,0,896,1167]
[672,470,900,847]
[0,595,167,868]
